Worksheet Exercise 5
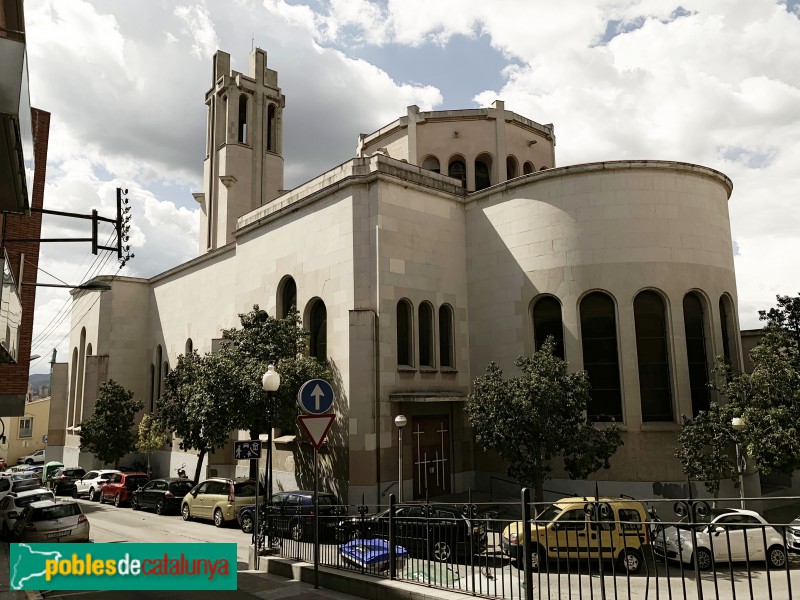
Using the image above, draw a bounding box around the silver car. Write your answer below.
[13,499,90,542]
[0,488,54,538]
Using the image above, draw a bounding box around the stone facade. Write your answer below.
[49,49,742,504]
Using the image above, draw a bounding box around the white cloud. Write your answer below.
[174,4,220,60]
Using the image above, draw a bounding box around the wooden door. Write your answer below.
[411,415,451,499]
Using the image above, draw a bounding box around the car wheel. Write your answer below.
[213,508,225,528]
[114,494,122,508]
[695,547,712,571]
[131,496,140,510]
[768,545,787,569]
[71,486,78,499]
[182,504,191,521]
[531,545,546,572]
[290,520,304,542]
[241,513,253,534]
[432,540,452,562]
[25,459,33,465]
[156,499,166,516]
[617,548,643,574]
[88,488,96,502]
[99,493,106,504]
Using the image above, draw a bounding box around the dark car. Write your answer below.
[340,504,487,563]
[131,478,194,515]
[238,491,345,541]
[46,468,86,495]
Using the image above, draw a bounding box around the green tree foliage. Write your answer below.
[158,351,240,483]
[676,294,800,493]
[136,414,170,478]
[219,306,332,436]
[466,339,623,502]
[675,400,738,497]
[79,380,143,468]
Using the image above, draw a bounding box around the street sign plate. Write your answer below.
[234,440,262,461]
[297,414,335,449]
[298,379,335,414]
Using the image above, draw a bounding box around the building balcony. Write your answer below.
[0,250,21,363]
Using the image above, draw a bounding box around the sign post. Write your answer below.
[236,441,262,570]
[297,378,336,590]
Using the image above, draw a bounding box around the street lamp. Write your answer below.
[731,416,746,508]
[261,364,281,549]
[394,415,407,503]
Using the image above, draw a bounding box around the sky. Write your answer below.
[24,0,800,375]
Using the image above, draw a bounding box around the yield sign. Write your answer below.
[298,414,335,449]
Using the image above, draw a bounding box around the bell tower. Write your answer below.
[195,48,285,254]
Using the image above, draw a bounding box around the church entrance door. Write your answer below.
[411,415,451,499]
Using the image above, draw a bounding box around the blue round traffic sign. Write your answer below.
[298,379,335,414]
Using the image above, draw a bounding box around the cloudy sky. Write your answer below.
[25,0,800,374]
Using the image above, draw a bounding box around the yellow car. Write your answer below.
[501,496,650,574]
[181,478,261,527]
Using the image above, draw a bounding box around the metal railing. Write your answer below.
[255,491,800,600]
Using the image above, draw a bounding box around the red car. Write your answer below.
[99,472,149,507]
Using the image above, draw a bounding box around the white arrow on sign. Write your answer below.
[311,384,325,411]
[298,414,335,450]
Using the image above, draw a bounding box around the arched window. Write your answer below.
[683,292,710,415]
[75,328,86,425]
[185,338,193,354]
[238,94,248,144]
[580,292,622,421]
[154,345,163,400]
[68,347,78,427]
[634,290,673,422]
[267,104,277,152]
[148,364,155,413]
[719,294,740,372]
[475,154,492,191]
[397,299,413,367]
[419,302,434,368]
[532,296,564,359]
[448,159,466,188]
[308,299,327,360]
[278,276,297,318]
[422,156,440,174]
[439,304,454,368]
[506,156,518,180]
[523,161,534,175]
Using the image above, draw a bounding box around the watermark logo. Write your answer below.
[11,543,237,590]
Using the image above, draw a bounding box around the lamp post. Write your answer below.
[394,415,407,503]
[261,364,281,550]
[731,416,746,508]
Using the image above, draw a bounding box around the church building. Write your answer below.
[47,48,742,504]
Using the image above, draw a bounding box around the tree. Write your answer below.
[136,414,170,478]
[675,400,739,497]
[158,351,241,483]
[79,380,143,468]
[466,339,623,502]
[676,293,800,492]
[217,306,332,478]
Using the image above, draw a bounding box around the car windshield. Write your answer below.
[17,494,52,507]
[31,504,82,521]
[125,477,149,490]
[170,481,194,495]
[535,504,564,523]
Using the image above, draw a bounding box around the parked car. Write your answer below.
[0,457,7,470]
[787,515,800,553]
[652,508,786,570]
[181,478,263,527]
[0,473,44,501]
[13,499,90,542]
[250,491,346,541]
[46,468,86,496]
[24,465,44,479]
[73,469,120,501]
[131,478,194,515]
[99,472,149,507]
[17,449,46,465]
[0,488,54,538]
[340,504,487,562]
[501,496,651,574]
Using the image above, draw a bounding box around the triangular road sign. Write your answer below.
[298,414,335,450]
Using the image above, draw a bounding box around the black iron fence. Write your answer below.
[255,491,800,600]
